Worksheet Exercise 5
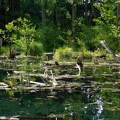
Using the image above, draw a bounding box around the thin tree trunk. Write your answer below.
[55,3,59,27]
[117,3,120,47]
[0,38,2,52]
[56,0,61,28]
[117,3,120,16]
[72,2,76,40]
[84,1,88,24]
[41,0,46,25]
[117,3,120,24]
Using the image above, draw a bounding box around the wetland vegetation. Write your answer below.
[0,0,120,120]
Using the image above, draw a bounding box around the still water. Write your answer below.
[0,57,120,120]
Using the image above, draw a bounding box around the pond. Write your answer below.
[0,57,120,120]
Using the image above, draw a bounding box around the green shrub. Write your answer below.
[53,47,73,61]
[93,48,114,59]
[94,48,109,57]
[93,49,106,57]
[82,49,93,58]
[1,18,40,56]
[0,47,10,56]
[39,25,64,52]
[29,42,44,56]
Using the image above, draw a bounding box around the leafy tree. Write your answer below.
[1,17,43,56]
[0,0,120,55]
[93,0,120,52]
[38,25,64,52]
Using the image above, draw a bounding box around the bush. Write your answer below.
[94,48,113,59]
[53,47,73,61]
[82,49,93,59]
[39,25,64,52]
[1,18,40,56]
[94,48,107,57]
[29,42,44,56]
[0,47,10,56]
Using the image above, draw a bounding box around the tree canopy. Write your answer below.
[0,0,119,56]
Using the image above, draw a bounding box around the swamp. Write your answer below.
[0,56,120,120]
[0,0,120,120]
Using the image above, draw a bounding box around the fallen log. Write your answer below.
[103,88,120,92]
[29,73,94,80]
[0,80,86,93]
[0,82,9,88]
[0,114,65,120]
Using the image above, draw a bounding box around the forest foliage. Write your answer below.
[0,0,120,57]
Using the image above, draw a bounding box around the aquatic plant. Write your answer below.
[53,47,73,61]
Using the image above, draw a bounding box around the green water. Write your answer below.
[0,57,120,120]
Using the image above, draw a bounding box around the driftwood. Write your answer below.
[1,57,119,95]
[0,79,100,96]
[0,114,64,120]
[103,88,120,93]
[29,73,94,80]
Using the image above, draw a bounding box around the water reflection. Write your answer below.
[0,85,119,120]
[83,95,103,120]
[0,90,103,120]
[0,57,120,120]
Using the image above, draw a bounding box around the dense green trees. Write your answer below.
[93,0,120,52]
[0,0,119,57]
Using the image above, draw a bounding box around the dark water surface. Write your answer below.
[0,57,120,120]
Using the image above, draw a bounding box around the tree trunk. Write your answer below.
[72,2,77,40]
[117,3,120,47]
[117,3,120,15]
[41,0,46,25]
[0,38,2,52]
[55,3,59,27]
